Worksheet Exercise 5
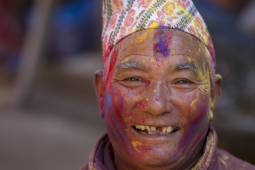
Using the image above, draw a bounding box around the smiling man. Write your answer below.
[81,0,255,170]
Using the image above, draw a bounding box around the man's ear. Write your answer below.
[93,70,106,118]
[210,74,222,119]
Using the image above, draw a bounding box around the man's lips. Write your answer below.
[132,125,180,135]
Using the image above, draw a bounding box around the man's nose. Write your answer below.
[143,81,173,116]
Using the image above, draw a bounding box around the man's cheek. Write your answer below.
[174,91,206,125]
[105,92,131,149]
[185,91,210,133]
[108,86,145,151]
[110,88,126,124]
[111,89,123,116]
[112,85,141,117]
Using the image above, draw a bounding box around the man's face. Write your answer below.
[95,29,221,169]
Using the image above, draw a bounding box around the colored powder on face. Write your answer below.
[153,28,172,57]
[151,57,156,62]
[141,102,147,109]
[108,94,123,124]
[132,141,142,148]
[184,96,210,145]
[190,91,201,114]
[107,94,124,142]
[106,50,118,83]
[195,104,210,133]
[108,94,115,116]
[136,31,151,44]
[153,39,170,57]
[108,93,127,132]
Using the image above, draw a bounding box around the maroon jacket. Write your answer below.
[81,125,255,170]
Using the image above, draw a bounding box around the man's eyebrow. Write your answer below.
[173,62,198,75]
[117,62,146,70]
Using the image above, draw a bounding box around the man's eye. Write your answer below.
[175,80,193,84]
[123,77,142,82]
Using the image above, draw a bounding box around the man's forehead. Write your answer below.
[115,29,207,60]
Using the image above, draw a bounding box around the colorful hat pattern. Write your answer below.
[102,0,215,66]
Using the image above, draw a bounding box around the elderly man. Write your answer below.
[81,0,255,169]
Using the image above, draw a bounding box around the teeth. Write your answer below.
[162,127,167,133]
[141,125,145,130]
[135,125,141,129]
[147,131,156,135]
[167,126,172,133]
[135,125,176,135]
[150,126,156,132]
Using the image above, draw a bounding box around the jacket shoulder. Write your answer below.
[218,149,255,170]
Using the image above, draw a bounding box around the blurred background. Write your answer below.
[0,0,255,169]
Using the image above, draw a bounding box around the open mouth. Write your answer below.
[133,125,180,135]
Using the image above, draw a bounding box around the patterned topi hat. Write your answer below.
[102,0,215,69]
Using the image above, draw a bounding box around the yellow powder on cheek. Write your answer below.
[198,67,211,95]
[193,59,208,83]
[191,78,210,115]
[202,62,206,74]
[195,69,210,97]
[190,91,200,113]
[132,141,142,147]
[198,83,210,99]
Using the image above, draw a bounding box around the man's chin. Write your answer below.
[122,127,184,166]
[126,142,183,168]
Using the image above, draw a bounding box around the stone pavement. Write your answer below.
[0,109,105,170]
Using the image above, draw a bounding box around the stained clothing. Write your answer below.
[80,125,255,170]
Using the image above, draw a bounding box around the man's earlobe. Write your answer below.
[93,70,106,118]
[210,74,222,112]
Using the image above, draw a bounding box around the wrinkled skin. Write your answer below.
[94,29,222,170]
